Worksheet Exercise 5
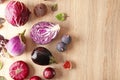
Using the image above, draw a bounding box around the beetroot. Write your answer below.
[5,1,31,26]
[9,61,29,80]
[30,21,60,45]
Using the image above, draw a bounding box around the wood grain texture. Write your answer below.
[0,0,120,80]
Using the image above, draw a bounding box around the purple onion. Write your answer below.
[5,30,26,56]
[30,21,60,45]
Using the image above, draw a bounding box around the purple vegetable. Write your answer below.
[56,42,66,52]
[5,1,31,26]
[5,30,26,56]
[61,35,71,45]
[30,21,60,45]
[31,47,56,65]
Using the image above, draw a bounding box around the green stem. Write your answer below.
[49,56,57,64]
[21,29,26,36]
[20,29,26,43]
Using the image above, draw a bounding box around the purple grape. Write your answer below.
[56,42,66,52]
[61,35,71,45]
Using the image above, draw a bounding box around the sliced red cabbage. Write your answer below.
[30,21,60,45]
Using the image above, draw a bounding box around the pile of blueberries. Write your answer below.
[56,35,72,52]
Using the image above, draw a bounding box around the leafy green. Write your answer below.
[56,13,67,21]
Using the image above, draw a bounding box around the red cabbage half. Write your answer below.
[30,21,60,45]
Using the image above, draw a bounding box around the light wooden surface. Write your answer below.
[0,0,120,80]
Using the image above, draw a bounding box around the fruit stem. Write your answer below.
[21,29,26,36]
[19,29,26,43]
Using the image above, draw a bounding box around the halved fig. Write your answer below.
[63,60,72,70]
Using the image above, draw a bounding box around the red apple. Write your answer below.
[9,61,29,80]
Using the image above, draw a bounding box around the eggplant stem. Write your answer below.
[49,56,56,64]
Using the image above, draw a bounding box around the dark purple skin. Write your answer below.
[56,42,66,52]
[31,47,54,65]
[61,35,72,45]
[5,1,31,26]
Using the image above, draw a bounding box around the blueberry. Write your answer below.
[56,42,66,52]
[61,35,71,45]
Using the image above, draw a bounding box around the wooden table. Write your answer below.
[0,0,120,80]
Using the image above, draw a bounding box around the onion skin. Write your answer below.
[5,31,26,56]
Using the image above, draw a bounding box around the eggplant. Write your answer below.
[31,47,56,65]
